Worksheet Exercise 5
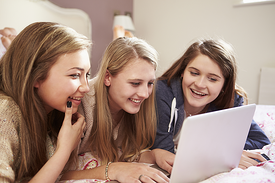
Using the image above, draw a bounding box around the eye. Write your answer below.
[208,77,217,82]
[70,73,80,79]
[148,81,154,86]
[131,82,140,86]
[86,73,91,78]
[190,71,199,76]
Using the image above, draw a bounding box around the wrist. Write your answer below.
[150,149,158,162]
[107,162,122,181]
[105,162,112,181]
[54,145,73,161]
[53,147,71,161]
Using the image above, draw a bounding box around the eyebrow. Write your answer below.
[188,67,222,79]
[69,67,85,71]
[128,78,156,82]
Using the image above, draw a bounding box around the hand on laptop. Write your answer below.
[238,150,268,169]
[151,149,175,174]
[108,162,169,183]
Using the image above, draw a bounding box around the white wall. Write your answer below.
[133,0,275,104]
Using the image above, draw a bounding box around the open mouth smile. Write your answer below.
[191,89,207,96]
[129,98,142,103]
[68,96,82,101]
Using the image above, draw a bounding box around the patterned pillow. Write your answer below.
[253,105,275,143]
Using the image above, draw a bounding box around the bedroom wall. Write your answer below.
[0,0,91,44]
[133,0,275,104]
[49,0,133,77]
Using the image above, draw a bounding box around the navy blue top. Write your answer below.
[152,78,270,153]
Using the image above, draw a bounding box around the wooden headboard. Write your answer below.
[0,0,91,40]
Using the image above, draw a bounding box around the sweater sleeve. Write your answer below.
[151,80,176,153]
[244,120,270,150]
[78,78,96,154]
[0,96,21,183]
[234,94,270,150]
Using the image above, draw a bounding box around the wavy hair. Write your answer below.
[159,38,247,109]
[0,22,91,180]
[89,37,158,164]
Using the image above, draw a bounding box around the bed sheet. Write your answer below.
[254,105,275,144]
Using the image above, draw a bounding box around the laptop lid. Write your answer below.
[169,104,256,183]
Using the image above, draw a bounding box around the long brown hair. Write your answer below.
[0,22,91,180]
[89,37,158,164]
[159,38,247,109]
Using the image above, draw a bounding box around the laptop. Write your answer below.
[168,104,256,183]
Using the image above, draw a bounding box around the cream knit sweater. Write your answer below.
[0,93,21,182]
[0,93,56,182]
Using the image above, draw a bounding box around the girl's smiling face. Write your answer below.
[182,54,225,114]
[104,58,156,115]
[35,49,91,114]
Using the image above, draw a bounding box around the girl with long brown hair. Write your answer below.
[152,38,270,170]
[0,22,91,182]
[60,37,174,183]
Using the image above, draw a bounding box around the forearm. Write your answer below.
[139,150,155,164]
[62,161,170,183]
[29,149,70,183]
[60,166,106,181]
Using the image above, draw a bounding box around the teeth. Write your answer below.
[192,89,206,96]
[69,96,82,101]
[130,98,141,103]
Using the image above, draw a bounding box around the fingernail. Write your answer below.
[67,101,72,108]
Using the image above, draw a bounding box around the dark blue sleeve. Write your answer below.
[151,80,175,153]
[234,94,271,150]
[244,120,271,150]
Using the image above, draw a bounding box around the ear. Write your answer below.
[104,70,111,86]
[34,81,40,88]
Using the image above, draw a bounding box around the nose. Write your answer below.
[195,76,206,88]
[79,79,90,93]
[137,85,150,99]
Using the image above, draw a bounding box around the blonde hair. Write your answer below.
[0,22,91,180]
[89,37,158,164]
[160,38,247,109]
